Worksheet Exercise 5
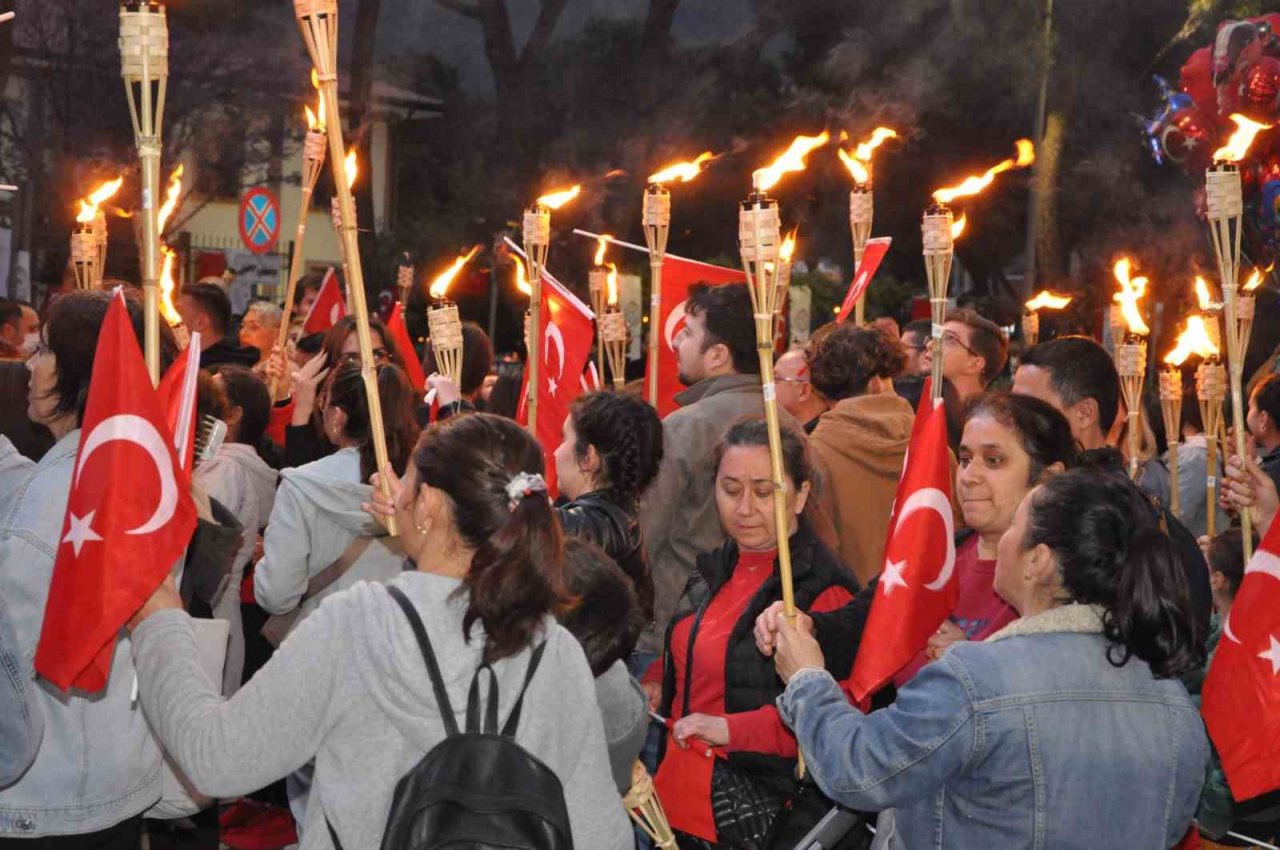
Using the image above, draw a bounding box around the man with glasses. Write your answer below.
[774,348,829,433]
[930,307,1009,403]
[900,319,932,377]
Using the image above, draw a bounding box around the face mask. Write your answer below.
[20,333,39,357]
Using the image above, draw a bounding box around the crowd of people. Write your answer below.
[1,272,1278,850]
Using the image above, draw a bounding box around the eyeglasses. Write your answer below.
[339,347,390,365]
[929,331,979,358]
[774,377,810,385]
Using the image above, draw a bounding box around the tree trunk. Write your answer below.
[1032,107,1069,287]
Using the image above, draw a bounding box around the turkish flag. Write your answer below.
[836,237,892,323]
[302,268,346,335]
[1201,519,1280,800]
[386,302,426,392]
[516,271,594,497]
[847,387,957,708]
[649,256,746,418]
[157,333,202,480]
[35,292,198,692]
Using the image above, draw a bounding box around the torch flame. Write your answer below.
[159,246,182,326]
[75,177,124,224]
[157,164,184,236]
[1212,114,1273,163]
[1244,268,1263,292]
[951,214,967,240]
[779,229,797,262]
[932,139,1035,205]
[837,127,899,185]
[343,151,358,189]
[752,131,831,192]
[1025,290,1072,311]
[1164,315,1219,365]
[1195,276,1214,310]
[535,185,581,210]
[648,152,714,185]
[428,245,480,300]
[606,262,619,307]
[837,149,869,186]
[513,255,531,296]
[1112,258,1149,335]
[594,234,611,267]
[305,68,326,130]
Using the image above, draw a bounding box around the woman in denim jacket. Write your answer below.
[763,469,1208,849]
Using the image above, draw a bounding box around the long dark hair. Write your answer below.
[320,315,405,371]
[569,391,664,503]
[1022,470,1202,678]
[413,413,572,662]
[326,362,419,481]
[966,391,1078,485]
[713,416,815,494]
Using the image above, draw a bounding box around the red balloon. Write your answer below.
[1162,106,1217,175]
[1240,57,1280,122]
[1182,47,1217,116]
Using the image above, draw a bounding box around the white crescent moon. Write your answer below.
[890,487,956,591]
[76,413,178,536]
[329,302,341,325]
[664,300,688,352]
[1223,550,1280,645]
[1222,612,1241,645]
[543,321,566,379]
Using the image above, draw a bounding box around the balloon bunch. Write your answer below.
[1144,15,1280,263]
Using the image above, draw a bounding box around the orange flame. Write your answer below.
[648,152,714,185]
[1195,276,1214,310]
[513,255,530,296]
[779,229,797,262]
[1164,315,1219,365]
[752,131,831,192]
[594,234,611,267]
[536,185,581,209]
[75,177,124,224]
[951,214,967,240]
[305,68,326,131]
[159,246,181,326]
[1112,258,1149,335]
[932,139,1035,204]
[837,126,899,185]
[428,245,480,300]
[1244,268,1263,293]
[606,262,619,307]
[156,164,184,236]
[1025,290,1072,311]
[343,151,358,189]
[1212,114,1273,163]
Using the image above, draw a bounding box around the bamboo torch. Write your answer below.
[1163,315,1220,520]
[426,246,480,387]
[293,0,396,533]
[601,263,628,390]
[928,140,1035,401]
[1112,258,1150,480]
[71,179,122,289]
[623,761,676,849]
[522,185,581,436]
[645,152,713,407]
[837,128,898,325]
[589,235,611,383]
[1022,290,1071,349]
[119,0,168,383]
[1206,114,1271,560]
[331,152,358,294]
[1198,355,1227,537]
[272,75,329,400]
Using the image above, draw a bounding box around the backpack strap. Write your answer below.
[465,665,502,735]
[386,585,458,738]
[499,640,548,737]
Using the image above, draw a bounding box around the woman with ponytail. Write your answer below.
[760,469,1208,849]
[127,414,632,848]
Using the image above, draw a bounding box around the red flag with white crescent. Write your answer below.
[302,267,346,335]
[837,237,892,323]
[156,332,202,480]
[386,302,426,392]
[35,292,198,692]
[650,256,746,418]
[1202,518,1280,800]
[847,385,957,708]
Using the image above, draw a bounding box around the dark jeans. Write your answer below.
[0,816,142,849]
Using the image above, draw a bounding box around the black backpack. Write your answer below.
[369,584,574,850]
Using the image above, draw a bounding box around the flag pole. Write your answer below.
[293,0,396,535]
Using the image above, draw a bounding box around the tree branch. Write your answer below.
[519,0,569,69]
[435,0,483,21]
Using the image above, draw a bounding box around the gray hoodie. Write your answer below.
[132,572,633,849]
[254,447,402,619]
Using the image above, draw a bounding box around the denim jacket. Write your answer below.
[779,604,1207,849]
[0,431,161,836]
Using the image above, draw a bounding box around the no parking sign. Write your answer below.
[238,188,280,255]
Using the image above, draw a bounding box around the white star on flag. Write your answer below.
[1260,634,1280,677]
[881,559,909,596]
[547,377,559,397]
[63,510,103,557]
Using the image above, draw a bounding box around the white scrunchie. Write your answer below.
[506,471,548,511]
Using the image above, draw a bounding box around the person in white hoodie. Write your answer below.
[194,366,278,694]
[128,413,633,849]
[253,361,418,629]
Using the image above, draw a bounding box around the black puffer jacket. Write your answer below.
[658,520,862,794]
[557,489,654,625]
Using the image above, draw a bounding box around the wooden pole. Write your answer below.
[1117,340,1148,480]
[850,187,873,325]
[643,185,671,407]
[522,205,550,436]
[1198,360,1226,538]
[1159,366,1182,519]
[294,0,396,535]
[272,129,327,400]
[922,205,955,403]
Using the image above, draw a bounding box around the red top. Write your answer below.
[646,549,853,757]
[894,534,1019,685]
[266,397,295,447]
